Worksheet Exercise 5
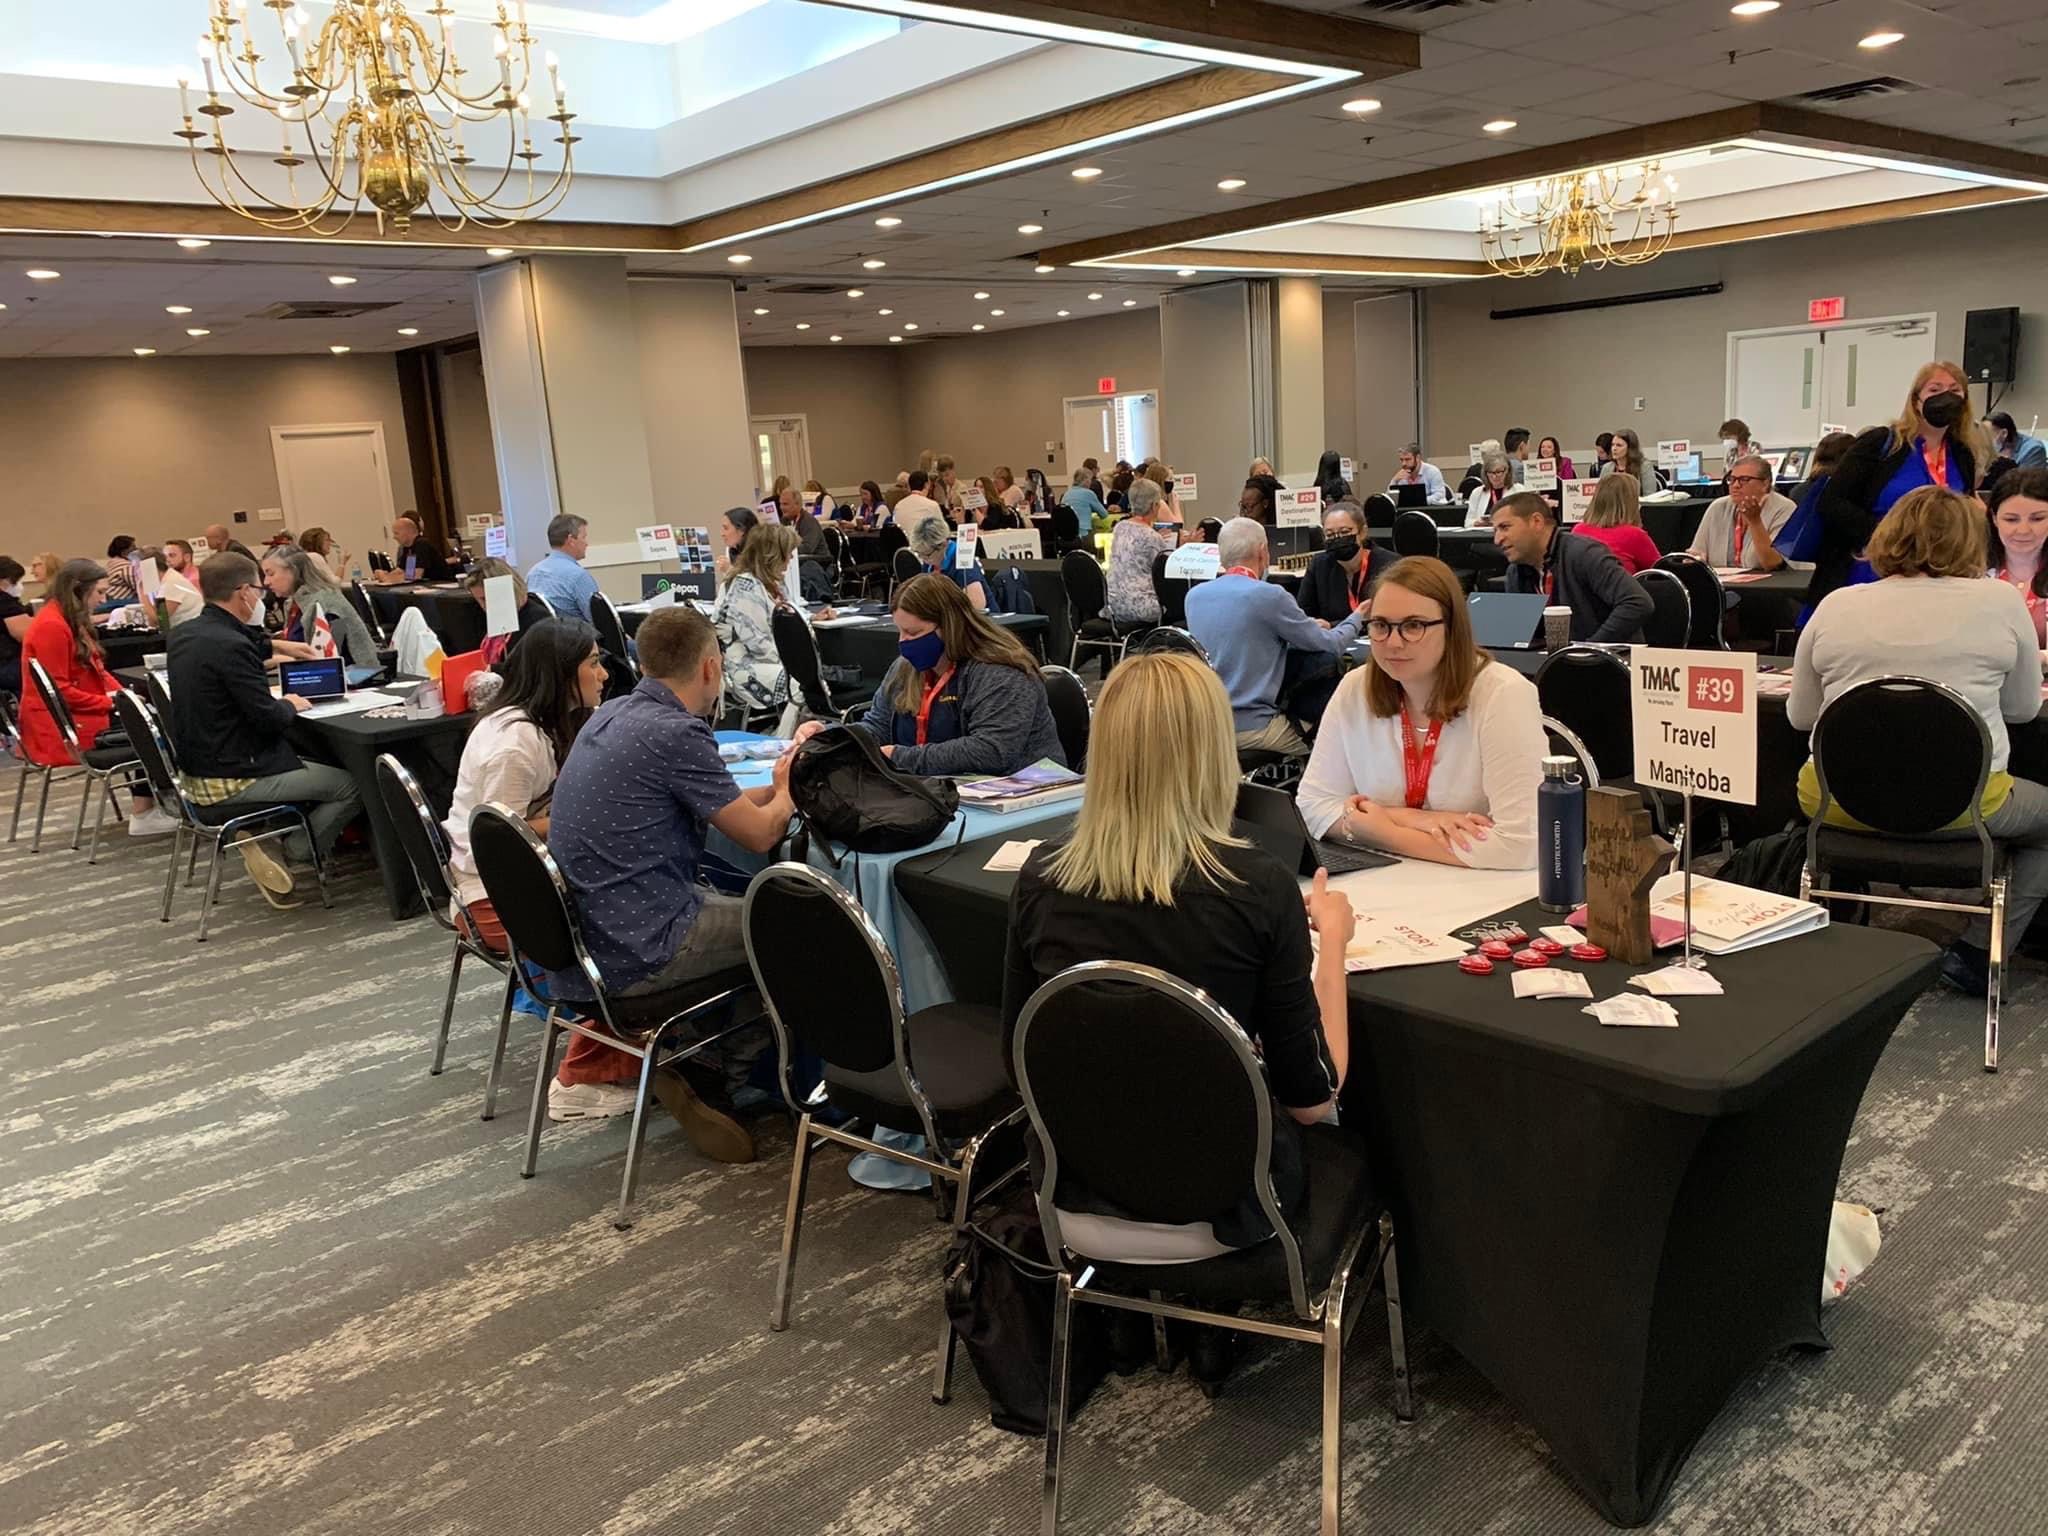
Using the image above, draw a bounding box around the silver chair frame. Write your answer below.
[1799,676,2007,1071]
[742,862,1025,1404]
[590,592,639,683]
[20,660,147,861]
[374,754,521,1118]
[1062,552,1147,674]
[470,805,755,1229]
[1539,715,1603,790]
[1016,962,1412,1536]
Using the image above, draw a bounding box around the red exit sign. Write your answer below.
[1097,376,1117,394]
[1808,296,1845,323]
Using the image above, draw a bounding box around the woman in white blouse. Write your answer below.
[1298,555,1547,868]
[1463,453,1516,528]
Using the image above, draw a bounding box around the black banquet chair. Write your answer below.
[466,804,757,1228]
[1149,550,1192,627]
[1391,510,1440,559]
[889,545,923,597]
[589,591,639,693]
[773,605,871,722]
[1039,664,1090,771]
[1801,678,2009,1072]
[374,753,521,1117]
[1636,567,1693,649]
[23,659,145,861]
[1062,549,1147,676]
[741,862,1023,1403]
[1652,553,1730,651]
[1016,962,1412,1535]
[1129,625,1210,663]
[1360,492,1398,530]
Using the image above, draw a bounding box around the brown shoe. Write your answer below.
[653,1069,755,1163]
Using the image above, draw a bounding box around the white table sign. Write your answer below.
[483,573,519,637]
[1340,456,1355,482]
[1278,487,1322,528]
[1165,542,1221,581]
[189,535,213,559]
[1526,456,1560,493]
[483,524,508,559]
[1655,439,1691,471]
[979,529,1041,562]
[1820,422,1847,437]
[636,524,678,561]
[1562,479,1600,523]
[1467,442,1486,464]
[954,528,978,569]
[962,488,988,511]
[1174,472,1198,503]
[1630,647,1757,806]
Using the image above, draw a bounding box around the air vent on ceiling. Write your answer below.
[1347,0,1491,13]
[1797,76,1919,104]
[766,283,848,296]
[253,299,397,320]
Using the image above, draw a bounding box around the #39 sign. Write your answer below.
[1278,487,1322,527]
[1630,647,1757,805]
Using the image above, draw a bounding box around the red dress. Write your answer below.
[1572,522,1662,576]
[18,604,119,765]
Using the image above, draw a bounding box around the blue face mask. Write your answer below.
[899,630,946,674]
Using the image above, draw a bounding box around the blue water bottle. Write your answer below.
[1537,754,1586,913]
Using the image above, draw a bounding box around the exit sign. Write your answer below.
[1809,296,1845,323]
[1097,376,1117,394]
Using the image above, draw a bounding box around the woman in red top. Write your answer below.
[1571,472,1662,575]
[18,559,174,835]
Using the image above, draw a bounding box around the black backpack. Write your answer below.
[788,724,959,855]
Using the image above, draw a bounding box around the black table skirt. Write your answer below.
[99,629,165,671]
[368,583,485,656]
[893,839,1940,1525]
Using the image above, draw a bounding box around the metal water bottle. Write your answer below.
[1537,754,1586,913]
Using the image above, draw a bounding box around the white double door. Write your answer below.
[1061,391,1159,472]
[751,415,813,497]
[1727,315,1936,445]
[270,422,399,576]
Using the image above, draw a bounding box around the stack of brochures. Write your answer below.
[955,759,1086,813]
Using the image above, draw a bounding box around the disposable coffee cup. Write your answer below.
[1542,606,1573,651]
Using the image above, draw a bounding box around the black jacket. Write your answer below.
[393,535,456,583]
[166,604,303,780]
[1505,526,1652,643]
[1296,543,1397,625]
[1810,425,1977,609]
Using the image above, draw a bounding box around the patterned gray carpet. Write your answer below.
[2,815,2045,1536]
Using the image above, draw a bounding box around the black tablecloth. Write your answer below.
[98,628,165,671]
[368,583,485,655]
[894,835,1940,1525]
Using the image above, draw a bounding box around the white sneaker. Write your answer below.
[547,1079,639,1123]
[128,806,180,838]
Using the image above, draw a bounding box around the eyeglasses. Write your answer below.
[1366,616,1447,642]
[1727,473,1771,486]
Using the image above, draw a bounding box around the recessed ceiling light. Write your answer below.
[25,269,60,280]
[863,259,887,269]
[974,291,991,300]
[175,239,211,250]
[132,348,156,357]
[397,327,420,336]
[1483,119,1517,133]
[165,305,193,315]
[1216,178,1246,191]
[328,274,356,286]
[185,328,210,337]
[829,334,843,342]
[875,216,903,228]
[1087,291,1104,301]
[990,308,1005,316]
[1018,222,1043,234]
[1342,98,1381,115]
[1035,264,1056,274]
[796,322,811,330]
[889,335,903,343]
[972,323,986,331]
[1858,29,1904,48]
[846,288,864,298]
[903,322,919,331]
[330,345,352,354]
[1729,1,1778,13]
[486,247,515,258]
[1122,299,1138,307]
[1056,309,1070,317]
[1177,268,1198,277]
[753,307,770,315]
[727,253,753,265]
[1071,166,1104,180]
[878,307,894,315]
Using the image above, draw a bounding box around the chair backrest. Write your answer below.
[1636,568,1692,648]
[27,659,84,758]
[466,802,595,987]
[771,606,833,716]
[373,752,456,924]
[110,689,190,819]
[1360,492,1397,529]
[1458,475,1483,496]
[1148,550,1190,625]
[890,546,922,589]
[878,523,909,558]
[1540,713,1603,789]
[1060,548,1107,622]
[1039,665,1091,771]
[530,590,559,619]
[368,550,393,574]
[1392,510,1440,557]
[1652,553,1727,650]
[1535,645,1634,779]
[1015,961,1310,1316]
[1128,625,1210,663]
[1811,677,1992,838]
[821,523,847,568]
[140,668,175,731]
[589,592,636,678]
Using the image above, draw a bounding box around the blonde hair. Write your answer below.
[732,522,796,597]
[461,556,528,608]
[1043,652,1245,906]
[1363,556,1492,723]
[1866,486,1985,579]
[1582,472,1642,528]
[1892,360,1977,449]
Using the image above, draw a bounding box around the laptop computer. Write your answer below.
[1466,591,1549,650]
[1393,481,1430,509]
[1234,781,1395,878]
[278,656,347,701]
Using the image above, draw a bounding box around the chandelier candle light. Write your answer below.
[176,0,578,237]
[1478,162,1679,279]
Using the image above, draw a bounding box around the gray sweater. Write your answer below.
[855,656,1067,775]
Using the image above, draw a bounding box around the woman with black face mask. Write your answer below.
[1809,360,1980,612]
[1297,501,1396,626]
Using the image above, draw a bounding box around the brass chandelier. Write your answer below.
[176,0,578,237]
[1478,162,1679,279]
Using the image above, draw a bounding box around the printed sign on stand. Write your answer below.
[1340,456,1355,482]
[979,529,1041,562]
[1821,422,1847,437]
[189,535,213,559]
[1278,487,1322,528]
[1174,472,1199,503]
[1655,439,1691,471]
[1468,442,1486,465]
[636,524,679,561]
[1630,647,1757,806]
[1562,480,1600,522]
[962,487,988,512]
[954,528,979,569]
[1526,456,1560,493]
[1165,543,1221,581]
[483,525,508,559]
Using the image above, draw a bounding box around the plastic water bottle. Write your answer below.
[1537,754,1586,913]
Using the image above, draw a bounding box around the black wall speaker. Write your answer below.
[1963,307,2019,385]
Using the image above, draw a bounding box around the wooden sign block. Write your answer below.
[1584,787,1672,965]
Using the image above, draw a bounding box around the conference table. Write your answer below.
[98,626,165,671]
[366,580,486,656]
[893,819,1940,1526]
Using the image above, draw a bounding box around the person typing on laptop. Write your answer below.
[1298,556,1546,868]
[1492,491,1651,644]
[166,552,364,906]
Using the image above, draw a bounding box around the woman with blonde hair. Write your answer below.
[1571,471,1661,574]
[716,523,801,727]
[1299,555,1546,867]
[1000,649,1356,1280]
[1790,485,2044,991]
[457,556,550,665]
[299,526,352,584]
[1810,359,1980,608]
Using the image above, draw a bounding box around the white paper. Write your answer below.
[483,524,508,559]
[1539,925,1583,947]
[812,614,875,629]
[483,573,518,637]
[984,839,1042,872]
[1278,487,1322,528]
[1512,969,1593,1000]
[1332,915,1472,973]
[1324,862,1539,937]
[300,690,403,719]
[1174,472,1199,503]
[1585,994,1680,1028]
[133,556,162,601]
[1165,542,1221,581]
[1630,964,1725,997]
[637,524,679,561]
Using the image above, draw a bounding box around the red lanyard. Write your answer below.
[1224,565,1260,580]
[1732,515,1746,566]
[1542,566,1557,601]
[1922,436,1949,487]
[914,666,956,746]
[1400,709,1444,810]
[1345,562,1371,613]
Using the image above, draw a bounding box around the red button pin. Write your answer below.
[1531,938,1566,957]
[1569,942,1608,963]
[1458,954,1495,976]
[1479,939,1515,960]
[1511,947,1548,968]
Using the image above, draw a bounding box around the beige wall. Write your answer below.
[1423,200,2048,462]
[436,345,501,528]
[743,346,908,490]
[0,355,417,563]
[1323,293,1358,466]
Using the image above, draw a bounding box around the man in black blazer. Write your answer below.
[1492,491,1651,644]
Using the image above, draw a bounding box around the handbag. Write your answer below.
[1824,1200,1881,1305]
[943,1198,1110,1436]
[788,724,959,855]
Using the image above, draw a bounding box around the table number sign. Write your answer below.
[1631,648,1758,805]
[1562,480,1599,522]
[636,525,679,561]
[1173,472,1198,503]
[1278,487,1322,528]
[483,525,508,559]
[1526,456,1560,493]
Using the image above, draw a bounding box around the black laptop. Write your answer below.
[1233,781,1395,877]
[1393,481,1430,509]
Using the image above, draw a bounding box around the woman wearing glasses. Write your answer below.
[1297,555,1546,867]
